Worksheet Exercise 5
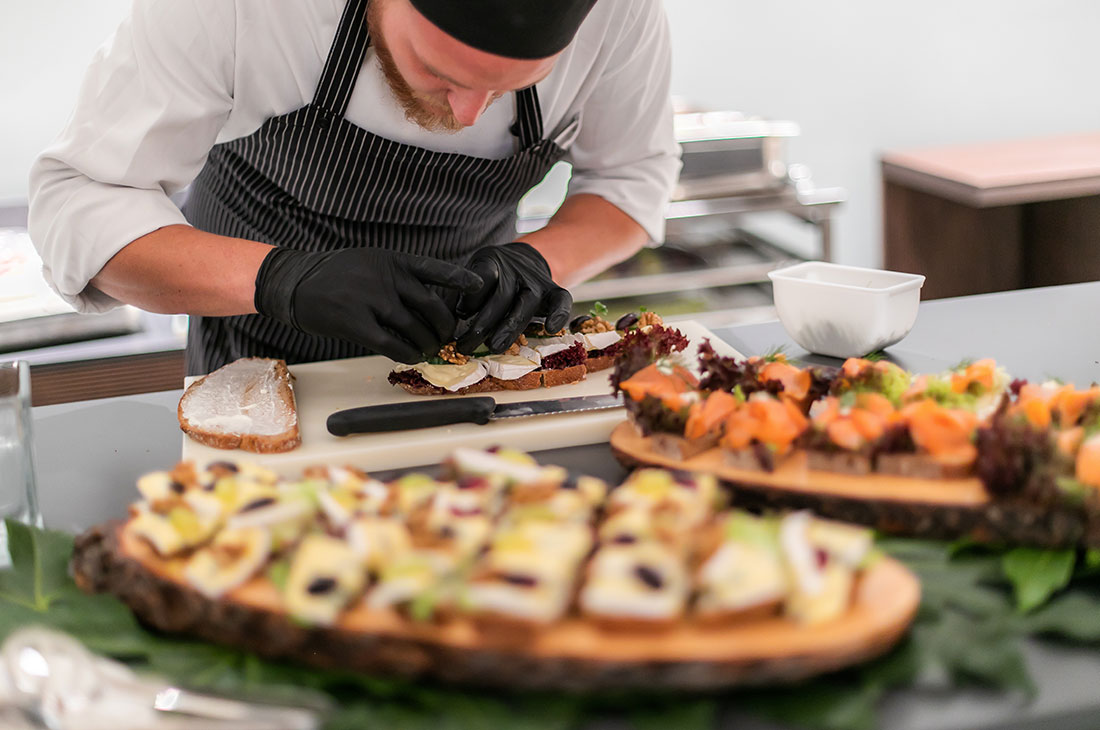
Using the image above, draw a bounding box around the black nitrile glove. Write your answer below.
[254,247,483,364]
[455,242,572,354]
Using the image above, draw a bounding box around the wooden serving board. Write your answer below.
[71,522,921,691]
[610,423,1098,548]
[181,322,741,475]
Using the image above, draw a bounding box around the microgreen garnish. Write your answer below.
[761,345,788,363]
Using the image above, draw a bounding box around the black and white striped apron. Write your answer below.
[182,0,570,375]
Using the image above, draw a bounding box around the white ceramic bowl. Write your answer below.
[767,262,925,358]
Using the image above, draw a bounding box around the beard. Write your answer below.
[368,1,465,133]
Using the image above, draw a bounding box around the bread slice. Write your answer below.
[806,450,873,476]
[585,353,616,373]
[875,452,974,479]
[541,364,586,388]
[650,432,721,460]
[388,371,545,396]
[178,358,300,453]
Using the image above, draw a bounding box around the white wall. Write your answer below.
[663,0,1100,266]
[4,1,1100,267]
[0,0,132,203]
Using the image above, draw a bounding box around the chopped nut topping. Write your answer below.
[438,342,468,365]
[170,462,199,490]
[212,542,246,568]
[579,316,614,334]
[638,311,664,329]
[504,334,529,355]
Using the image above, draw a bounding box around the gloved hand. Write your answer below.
[455,242,572,354]
[254,247,483,364]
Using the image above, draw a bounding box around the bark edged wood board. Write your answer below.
[71,522,920,691]
[610,422,1099,548]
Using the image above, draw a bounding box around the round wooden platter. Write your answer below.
[610,422,1096,548]
[70,521,919,692]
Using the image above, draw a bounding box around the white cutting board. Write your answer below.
[181,321,743,475]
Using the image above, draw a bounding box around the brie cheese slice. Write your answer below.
[480,347,541,380]
[583,331,621,351]
[395,361,487,392]
[529,334,584,359]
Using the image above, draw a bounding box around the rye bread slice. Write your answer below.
[585,354,616,373]
[542,364,587,388]
[388,370,549,396]
[875,452,974,479]
[388,361,586,396]
[178,358,300,453]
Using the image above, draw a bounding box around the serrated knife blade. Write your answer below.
[488,393,623,419]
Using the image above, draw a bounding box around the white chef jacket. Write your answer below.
[27,0,681,313]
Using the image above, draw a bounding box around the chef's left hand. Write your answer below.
[455,242,572,354]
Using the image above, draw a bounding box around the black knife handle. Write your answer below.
[327,397,496,436]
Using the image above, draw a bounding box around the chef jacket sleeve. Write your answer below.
[562,0,681,245]
[27,0,236,313]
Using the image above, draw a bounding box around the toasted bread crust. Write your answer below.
[542,364,587,388]
[178,358,300,453]
[806,450,873,476]
[876,453,974,479]
[585,354,616,373]
[651,433,720,461]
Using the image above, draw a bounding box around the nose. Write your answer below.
[447,88,493,127]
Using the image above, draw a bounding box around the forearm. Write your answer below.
[90,225,273,316]
[518,194,649,288]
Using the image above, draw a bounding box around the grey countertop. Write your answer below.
[27,281,1100,730]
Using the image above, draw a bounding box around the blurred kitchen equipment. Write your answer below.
[673,111,799,200]
[768,261,925,358]
[0,626,325,730]
[519,104,846,332]
[0,360,41,568]
[0,229,142,353]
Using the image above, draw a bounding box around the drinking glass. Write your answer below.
[1,360,42,567]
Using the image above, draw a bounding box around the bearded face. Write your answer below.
[364,0,555,133]
[369,0,464,132]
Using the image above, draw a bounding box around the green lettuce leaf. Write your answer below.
[1002,547,1076,613]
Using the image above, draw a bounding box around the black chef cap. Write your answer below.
[408,0,597,60]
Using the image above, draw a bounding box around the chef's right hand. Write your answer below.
[253,247,483,364]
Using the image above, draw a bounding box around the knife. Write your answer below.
[327,393,623,436]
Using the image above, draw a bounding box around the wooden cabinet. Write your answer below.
[882,133,1100,299]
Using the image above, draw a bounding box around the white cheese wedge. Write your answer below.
[394,361,487,392]
[786,561,854,625]
[465,581,568,623]
[806,518,873,568]
[528,334,584,359]
[450,448,546,484]
[480,352,540,380]
[697,542,787,614]
[780,511,825,596]
[583,331,621,351]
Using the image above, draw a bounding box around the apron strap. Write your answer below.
[315,0,543,145]
[313,0,371,117]
[512,86,544,149]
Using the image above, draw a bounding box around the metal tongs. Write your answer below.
[0,627,326,730]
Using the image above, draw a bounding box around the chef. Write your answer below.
[28,0,680,375]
